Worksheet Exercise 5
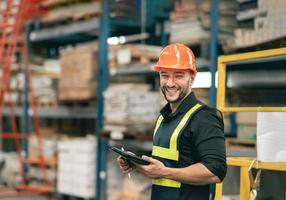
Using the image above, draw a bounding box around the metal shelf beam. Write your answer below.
[30,18,100,42]
[3,107,96,119]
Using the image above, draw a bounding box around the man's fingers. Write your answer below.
[142,155,156,163]
[120,164,131,171]
[122,167,133,174]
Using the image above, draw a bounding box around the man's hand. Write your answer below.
[117,156,133,174]
[135,155,166,179]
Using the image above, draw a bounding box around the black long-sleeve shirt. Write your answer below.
[153,92,227,200]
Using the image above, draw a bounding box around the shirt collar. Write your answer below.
[160,92,199,119]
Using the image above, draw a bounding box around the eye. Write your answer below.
[160,73,169,79]
[175,74,184,79]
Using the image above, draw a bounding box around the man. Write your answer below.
[117,43,227,200]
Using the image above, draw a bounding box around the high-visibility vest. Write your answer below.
[152,103,203,188]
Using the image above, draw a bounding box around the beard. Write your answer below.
[161,84,190,104]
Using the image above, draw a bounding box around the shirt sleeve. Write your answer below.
[192,108,227,181]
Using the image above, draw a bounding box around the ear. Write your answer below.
[190,76,195,85]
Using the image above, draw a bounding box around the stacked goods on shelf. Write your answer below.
[57,136,96,198]
[28,128,59,166]
[32,59,60,107]
[200,0,239,51]
[232,0,286,50]
[169,0,209,44]
[2,61,59,107]
[3,64,22,106]
[59,43,98,101]
[51,42,162,102]
[104,84,161,135]
[0,152,21,186]
[28,128,59,188]
[109,44,162,68]
[39,0,102,27]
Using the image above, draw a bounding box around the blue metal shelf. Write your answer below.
[3,106,97,119]
[30,17,100,42]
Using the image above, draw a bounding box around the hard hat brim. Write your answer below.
[154,65,197,75]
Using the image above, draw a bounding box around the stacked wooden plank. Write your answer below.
[170,0,239,50]
[231,0,286,50]
[39,0,102,27]
[59,42,98,101]
[104,84,161,134]
[169,0,209,45]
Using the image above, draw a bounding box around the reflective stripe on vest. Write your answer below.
[152,103,202,188]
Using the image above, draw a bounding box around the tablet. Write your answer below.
[109,146,150,165]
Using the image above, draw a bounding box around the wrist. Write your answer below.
[161,166,175,179]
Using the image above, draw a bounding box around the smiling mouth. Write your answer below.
[164,87,178,93]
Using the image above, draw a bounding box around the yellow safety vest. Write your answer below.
[152,103,202,188]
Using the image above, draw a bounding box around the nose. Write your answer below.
[166,76,175,87]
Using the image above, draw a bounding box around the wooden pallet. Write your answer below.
[40,1,102,27]
[40,0,99,8]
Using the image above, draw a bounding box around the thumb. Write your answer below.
[142,155,155,163]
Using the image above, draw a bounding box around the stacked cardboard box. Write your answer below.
[57,136,96,198]
[59,43,98,101]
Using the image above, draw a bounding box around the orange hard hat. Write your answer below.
[154,43,197,76]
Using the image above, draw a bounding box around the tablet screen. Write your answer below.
[109,146,150,165]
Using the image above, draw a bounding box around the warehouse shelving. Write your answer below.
[3,106,96,119]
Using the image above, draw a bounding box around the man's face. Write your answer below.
[159,69,194,104]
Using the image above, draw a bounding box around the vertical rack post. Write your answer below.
[209,0,219,107]
[209,0,219,197]
[22,22,32,155]
[96,0,109,199]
